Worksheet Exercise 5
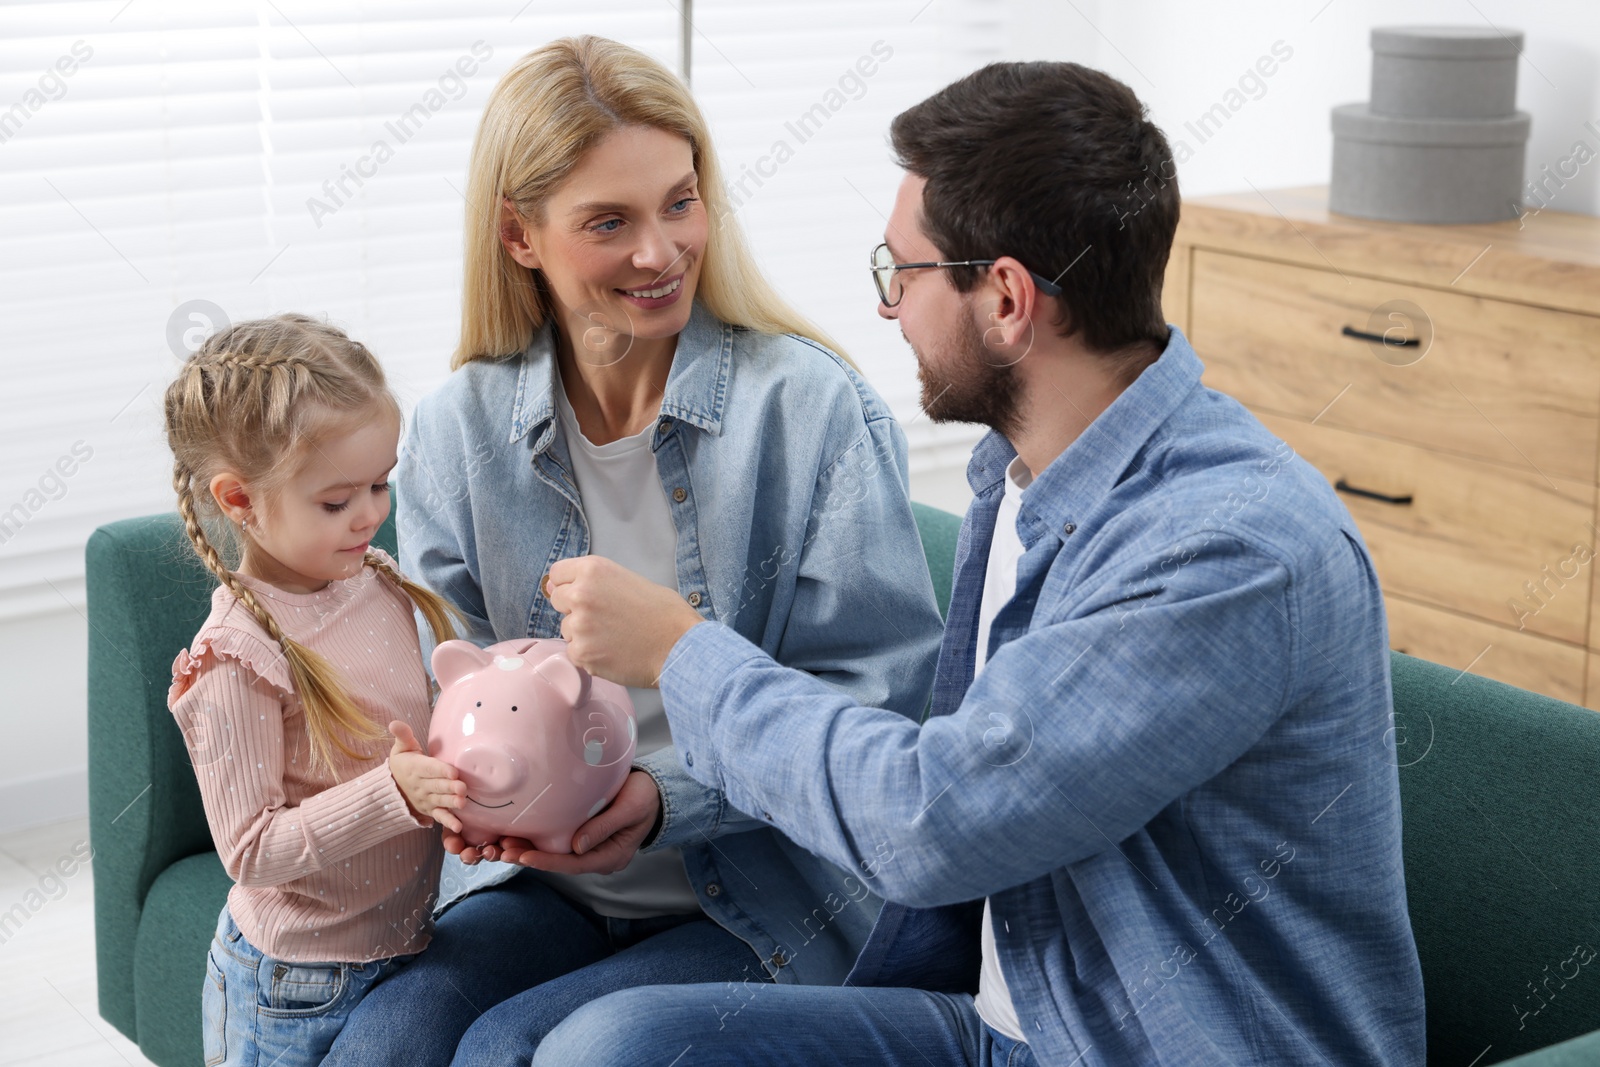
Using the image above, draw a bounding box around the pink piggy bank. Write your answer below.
[427,637,636,852]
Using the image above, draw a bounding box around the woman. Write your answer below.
[320,35,944,1065]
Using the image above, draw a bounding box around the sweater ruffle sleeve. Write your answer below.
[169,625,295,709]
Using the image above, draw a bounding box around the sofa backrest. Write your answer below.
[910,501,960,619]
[1392,652,1600,1065]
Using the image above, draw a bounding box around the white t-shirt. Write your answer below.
[972,455,1033,1042]
[535,379,702,918]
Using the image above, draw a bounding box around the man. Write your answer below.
[524,60,1425,1066]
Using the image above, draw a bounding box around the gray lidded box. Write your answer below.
[1330,103,1530,224]
[1370,26,1521,119]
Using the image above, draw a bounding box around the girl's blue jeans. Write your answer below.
[319,866,769,1066]
[202,904,416,1067]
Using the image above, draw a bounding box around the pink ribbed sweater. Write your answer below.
[167,548,443,964]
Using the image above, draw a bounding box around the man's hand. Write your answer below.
[545,556,704,688]
[387,722,465,831]
[497,770,662,875]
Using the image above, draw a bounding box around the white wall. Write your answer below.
[1001,0,1600,213]
[0,611,89,831]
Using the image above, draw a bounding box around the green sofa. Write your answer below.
[87,504,1600,1066]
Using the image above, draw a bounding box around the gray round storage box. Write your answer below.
[1370,26,1521,120]
[1330,104,1530,224]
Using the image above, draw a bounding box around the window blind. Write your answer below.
[0,0,997,620]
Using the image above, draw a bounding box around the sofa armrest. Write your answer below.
[1494,1028,1600,1066]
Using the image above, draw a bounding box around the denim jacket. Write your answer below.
[657,328,1426,1064]
[395,299,945,986]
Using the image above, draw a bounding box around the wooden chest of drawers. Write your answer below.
[1162,185,1600,708]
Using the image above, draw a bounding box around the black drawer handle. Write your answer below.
[1341,325,1420,347]
[1335,478,1413,506]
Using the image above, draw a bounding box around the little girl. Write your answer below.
[164,314,468,1066]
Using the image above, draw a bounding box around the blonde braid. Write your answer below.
[363,550,465,655]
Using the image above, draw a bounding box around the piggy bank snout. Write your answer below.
[454,743,528,799]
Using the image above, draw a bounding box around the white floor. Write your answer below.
[0,816,157,1066]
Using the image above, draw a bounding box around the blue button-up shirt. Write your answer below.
[660,327,1427,1064]
[397,300,945,986]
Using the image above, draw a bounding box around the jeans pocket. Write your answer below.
[202,950,227,1067]
[259,960,348,1016]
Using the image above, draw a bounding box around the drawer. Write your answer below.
[1261,412,1595,644]
[1387,593,1585,707]
[1188,250,1600,484]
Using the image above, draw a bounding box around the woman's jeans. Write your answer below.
[202,905,415,1067]
[532,982,1039,1067]
[320,867,769,1066]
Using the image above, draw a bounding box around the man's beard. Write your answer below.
[914,310,1023,439]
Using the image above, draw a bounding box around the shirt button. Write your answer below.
[685,751,694,767]
[672,487,687,503]
[705,882,722,897]
[687,591,703,607]
[770,950,787,969]
[1063,522,1077,536]
[658,417,673,433]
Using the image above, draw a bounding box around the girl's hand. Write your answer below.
[387,722,466,832]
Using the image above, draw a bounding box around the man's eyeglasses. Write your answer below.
[870,241,1064,308]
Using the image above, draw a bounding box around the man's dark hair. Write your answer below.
[889,61,1178,355]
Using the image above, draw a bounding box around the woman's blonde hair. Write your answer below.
[164,314,463,777]
[455,34,851,369]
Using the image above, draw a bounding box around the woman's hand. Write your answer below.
[497,770,663,875]
[442,830,502,865]
[387,722,466,832]
[545,555,704,687]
